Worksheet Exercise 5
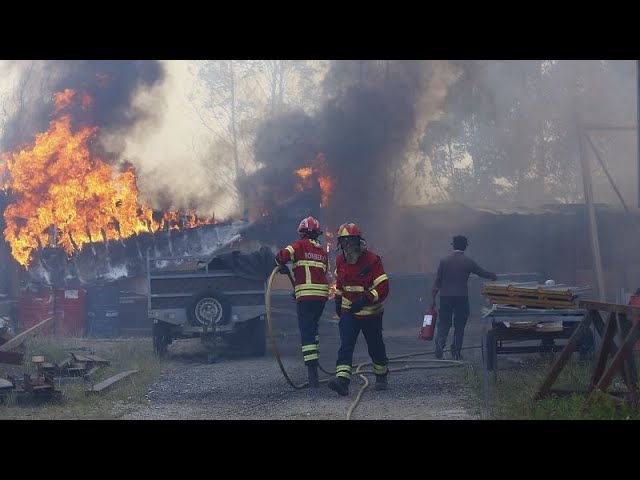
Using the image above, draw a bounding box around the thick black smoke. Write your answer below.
[1,60,166,151]
[246,60,425,233]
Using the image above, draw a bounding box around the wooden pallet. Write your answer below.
[482,282,587,309]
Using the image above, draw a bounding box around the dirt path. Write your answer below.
[122,320,484,420]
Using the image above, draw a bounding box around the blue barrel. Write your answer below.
[118,292,150,337]
[86,285,120,337]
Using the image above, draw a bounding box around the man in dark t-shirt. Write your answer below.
[430,235,497,360]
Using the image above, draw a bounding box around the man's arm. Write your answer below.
[470,259,498,281]
[275,241,296,265]
[430,260,444,307]
[365,256,389,304]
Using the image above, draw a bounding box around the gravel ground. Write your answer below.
[122,314,484,420]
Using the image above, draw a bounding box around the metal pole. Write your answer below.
[579,125,606,302]
[637,60,640,208]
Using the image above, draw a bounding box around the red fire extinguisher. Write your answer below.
[419,308,437,341]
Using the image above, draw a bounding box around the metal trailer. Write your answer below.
[147,253,267,363]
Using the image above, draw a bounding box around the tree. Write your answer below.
[417,60,635,206]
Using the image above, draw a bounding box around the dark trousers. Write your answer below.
[335,312,388,381]
[297,300,326,366]
[435,296,470,355]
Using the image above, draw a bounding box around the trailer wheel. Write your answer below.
[187,290,231,327]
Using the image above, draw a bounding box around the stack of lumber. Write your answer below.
[482,281,590,309]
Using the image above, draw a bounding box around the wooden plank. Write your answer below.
[81,354,110,364]
[0,351,24,365]
[0,378,13,389]
[579,301,640,315]
[485,298,577,309]
[0,316,55,352]
[85,370,139,395]
[616,313,638,387]
[56,357,72,370]
[589,311,617,391]
[83,366,101,382]
[535,311,594,400]
[591,319,640,393]
[71,353,92,362]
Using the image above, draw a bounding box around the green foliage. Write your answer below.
[460,353,640,420]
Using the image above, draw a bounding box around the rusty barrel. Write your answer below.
[54,288,87,337]
[18,286,55,335]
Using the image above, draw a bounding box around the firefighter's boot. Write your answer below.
[375,372,388,391]
[307,364,320,388]
[328,377,349,396]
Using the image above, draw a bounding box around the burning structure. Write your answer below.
[0,60,637,311]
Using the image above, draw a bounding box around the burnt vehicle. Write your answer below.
[148,247,275,362]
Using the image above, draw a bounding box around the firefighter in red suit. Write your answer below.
[328,223,390,396]
[275,216,329,388]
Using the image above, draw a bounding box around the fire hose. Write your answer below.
[265,266,479,419]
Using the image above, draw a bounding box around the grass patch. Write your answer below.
[0,336,165,419]
[458,351,640,420]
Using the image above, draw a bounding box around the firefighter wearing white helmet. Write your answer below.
[275,216,329,388]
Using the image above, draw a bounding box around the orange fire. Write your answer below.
[294,153,335,208]
[0,89,212,267]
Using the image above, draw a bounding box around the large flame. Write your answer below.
[0,89,212,267]
[294,153,335,208]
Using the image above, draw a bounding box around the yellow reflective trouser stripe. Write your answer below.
[285,245,295,260]
[315,335,320,349]
[370,288,379,302]
[372,274,389,288]
[305,266,311,285]
[295,283,329,292]
[296,291,330,298]
[302,343,319,362]
[343,285,365,292]
[342,297,352,306]
[373,363,388,374]
[354,304,383,316]
[336,365,352,379]
[293,260,327,270]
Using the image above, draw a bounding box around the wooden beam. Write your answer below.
[579,301,640,315]
[85,370,139,396]
[0,316,55,352]
[589,311,617,391]
[617,313,638,388]
[579,126,606,302]
[591,320,640,394]
[535,311,594,400]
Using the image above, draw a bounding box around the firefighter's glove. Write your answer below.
[277,264,290,275]
[335,298,342,317]
[349,296,369,314]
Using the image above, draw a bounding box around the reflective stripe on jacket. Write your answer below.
[334,250,389,318]
[276,238,329,302]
